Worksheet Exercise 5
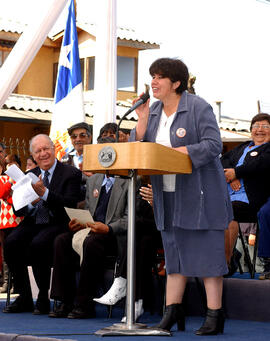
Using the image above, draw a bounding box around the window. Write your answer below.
[80,58,85,89]
[0,40,14,67]
[88,57,95,90]
[0,50,10,67]
[117,56,137,92]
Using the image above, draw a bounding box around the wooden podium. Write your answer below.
[83,142,192,336]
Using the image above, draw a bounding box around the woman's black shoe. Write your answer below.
[224,249,242,277]
[195,308,224,336]
[154,303,185,331]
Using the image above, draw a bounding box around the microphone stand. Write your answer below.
[115,110,128,143]
[116,89,150,142]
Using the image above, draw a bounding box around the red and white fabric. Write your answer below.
[0,175,23,229]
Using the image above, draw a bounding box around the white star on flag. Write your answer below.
[58,43,72,69]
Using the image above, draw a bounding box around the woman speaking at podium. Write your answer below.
[130,58,233,336]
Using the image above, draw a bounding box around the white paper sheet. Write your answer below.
[5,163,25,182]
[5,164,40,211]
[64,207,94,224]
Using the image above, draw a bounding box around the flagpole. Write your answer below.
[92,0,117,143]
[0,0,69,108]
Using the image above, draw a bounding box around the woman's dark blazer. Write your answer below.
[221,141,270,212]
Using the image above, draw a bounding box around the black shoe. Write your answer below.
[195,308,224,336]
[33,297,51,315]
[67,306,95,319]
[154,303,185,332]
[224,249,242,277]
[49,301,73,318]
[3,295,34,313]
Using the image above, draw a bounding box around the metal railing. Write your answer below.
[0,137,28,157]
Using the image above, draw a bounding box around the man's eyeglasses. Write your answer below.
[252,124,270,130]
[70,133,89,139]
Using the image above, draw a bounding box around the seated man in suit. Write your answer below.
[3,134,82,314]
[49,149,128,318]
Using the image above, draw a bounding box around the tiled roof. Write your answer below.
[220,129,251,142]
[1,94,253,140]
[218,117,251,132]
[0,17,159,48]
[1,94,137,130]
[74,21,159,48]
[0,17,27,34]
[3,94,54,113]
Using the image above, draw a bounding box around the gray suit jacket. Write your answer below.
[84,173,128,235]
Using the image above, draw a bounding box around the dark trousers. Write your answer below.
[258,198,270,258]
[4,217,67,299]
[50,230,117,309]
[115,227,162,301]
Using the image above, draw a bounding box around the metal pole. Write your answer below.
[126,169,136,328]
[0,0,69,107]
[95,167,170,336]
[93,0,117,143]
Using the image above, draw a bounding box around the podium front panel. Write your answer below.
[83,142,192,176]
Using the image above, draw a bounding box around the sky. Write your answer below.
[1,0,270,121]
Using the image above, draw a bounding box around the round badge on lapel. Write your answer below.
[250,151,258,157]
[176,128,186,138]
[93,189,99,198]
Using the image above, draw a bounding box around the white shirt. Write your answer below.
[155,110,176,192]
[69,149,83,169]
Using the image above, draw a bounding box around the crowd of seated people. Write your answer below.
[1,123,162,322]
[48,129,161,319]
[49,159,129,317]
[3,114,270,324]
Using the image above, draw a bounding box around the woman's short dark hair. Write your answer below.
[98,123,118,140]
[27,155,37,165]
[5,154,21,168]
[250,113,270,130]
[149,58,189,94]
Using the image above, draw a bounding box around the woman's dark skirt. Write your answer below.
[161,192,228,277]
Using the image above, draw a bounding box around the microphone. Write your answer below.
[116,85,150,142]
[123,90,150,116]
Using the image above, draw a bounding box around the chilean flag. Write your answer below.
[50,0,85,160]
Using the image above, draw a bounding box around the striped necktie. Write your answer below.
[35,170,50,224]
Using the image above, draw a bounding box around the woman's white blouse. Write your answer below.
[155,110,176,192]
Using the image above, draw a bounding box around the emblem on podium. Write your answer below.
[98,146,116,167]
